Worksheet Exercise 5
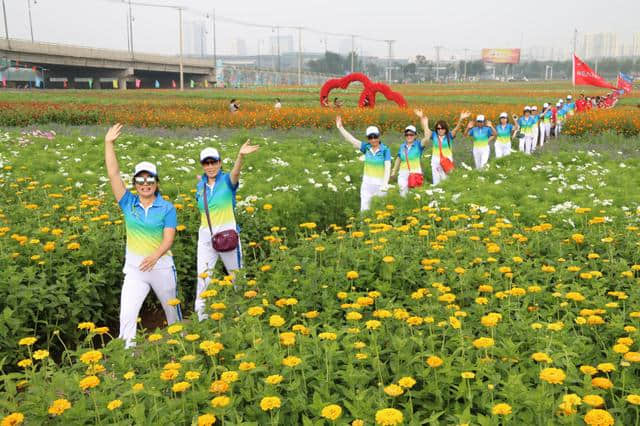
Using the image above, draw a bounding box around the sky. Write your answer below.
[3,0,640,60]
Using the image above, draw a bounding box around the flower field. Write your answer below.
[2,81,640,424]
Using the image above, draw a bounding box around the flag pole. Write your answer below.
[572,28,577,95]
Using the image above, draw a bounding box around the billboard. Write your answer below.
[481,49,521,64]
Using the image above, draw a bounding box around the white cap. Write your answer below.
[556,102,561,107]
[567,95,572,100]
[404,125,417,134]
[532,106,538,111]
[200,147,221,162]
[365,126,380,137]
[476,114,485,122]
[524,106,531,111]
[543,102,549,108]
[499,112,508,119]
[558,99,564,103]
[134,161,157,177]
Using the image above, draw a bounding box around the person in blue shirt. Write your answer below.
[494,112,519,158]
[103,123,181,348]
[540,102,552,146]
[517,107,535,154]
[464,114,496,169]
[336,116,392,211]
[555,101,567,136]
[566,95,576,117]
[530,106,540,152]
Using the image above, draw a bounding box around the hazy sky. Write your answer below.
[4,0,640,60]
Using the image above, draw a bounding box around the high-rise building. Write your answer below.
[581,33,617,59]
[233,39,247,56]
[270,35,295,55]
[633,33,640,57]
[184,20,208,57]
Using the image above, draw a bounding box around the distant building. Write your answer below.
[184,20,208,57]
[633,33,640,57]
[270,35,294,55]
[233,39,247,56]
[581,33,617,59]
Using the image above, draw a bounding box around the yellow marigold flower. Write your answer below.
[160,369,179,381]
[269,315,285,327]
[318,332,337,341]
[167,324,183,334]
[48,399,71,416]
[107,399,122,410]
[1,412,25,425]
[265,375,283,385]
[66,242,80,250]
[624,352,640,362]
[197,413,217,426]
[626,394,640,405]
[346,311,362,321]
[472,337,494,349]
[375,408,404,425]
[583,409,614,426]
[238,362,255,371]
[209,380,229,394]
[397,376,416,388]
[491,403,512,415]
[383,384,404,397]
[461,372,475,379]
[199,341,224,356]
[382,256,394,263]
[17,359,32,368]
[172,381,191,393]
[211,396,231,408]
[123,371,135,380]
[33,350,49,360]
[220,371,238,383]
[279,331,296,346]
[597,363,615,373]
[148,333,163,342]
[79,350,103,364]
[449,316,461,329]
[426,356,443,368]
[260,396,281,411]
[132,383,144,392]
[346,271,359,280]
[321,404,342,421]
[591,377,613,389]
[583,395,604,407]
[81,260,94,267]
[18,337,37,346]
[79,375,100,390]
[531,352,553,363]
[539,368,566,384]
[282,356,302,367]
[185,371,200,381]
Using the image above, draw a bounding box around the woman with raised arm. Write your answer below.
[391,110,429,196]
[465,114,496,169]
[336,116,391,211]
[194,141,259,321]
[422,110,469,184]
[104,123,181,349]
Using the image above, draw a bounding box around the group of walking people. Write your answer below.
[104,124,258,348]
[336,94,589,212]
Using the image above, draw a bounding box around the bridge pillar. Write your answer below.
[117,67,134,91]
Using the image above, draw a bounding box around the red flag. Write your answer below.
[573,54,617,90]
[617,75,632,94]
[171,80,176,88]
[135,79,141,89]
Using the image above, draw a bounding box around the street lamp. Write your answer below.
[27,0,35,42]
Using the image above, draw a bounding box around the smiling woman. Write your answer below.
[103,123,182,348]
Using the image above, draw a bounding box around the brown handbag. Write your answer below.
[203,182,239,252]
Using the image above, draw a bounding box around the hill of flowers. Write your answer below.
[3,126,640,424]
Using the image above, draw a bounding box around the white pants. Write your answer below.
[544,123,551,140]
[531,126,539,152]
[360,182,385,211]
[431,157,448,185]
[196,239,243,321]
[472,146,490,169]
[518,137,525,152]
[524,136,534,154]
[494,142,511,159]
[397,172,409,197]
[539,124,547,147]
[119,267,181,348]
[555,122,562,136]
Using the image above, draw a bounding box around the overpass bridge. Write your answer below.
[0,38,215,89]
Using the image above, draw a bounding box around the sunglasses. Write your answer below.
[134,176,156,185]
[367,134,380,140]
[436,127,445,131]
[201,159,220,166]
[405,132,416,136]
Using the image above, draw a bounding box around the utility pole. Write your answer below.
[350,35,355,73]
[276,26,281,73]
[572,28,577,90]
[128,0,134,58]
[212,9,217,68]
[435,45,443,81]
[385,40,394,83]
[178,7,184,91]
[297,27,302,86]
[125,6,131,52]
[463,48,470,80]
[2,0,9,49]
[26,0,34,42]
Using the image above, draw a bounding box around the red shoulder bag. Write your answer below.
[404,146,424,188]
